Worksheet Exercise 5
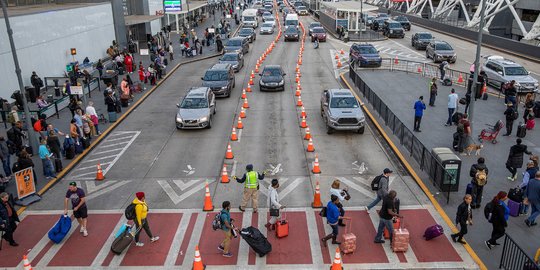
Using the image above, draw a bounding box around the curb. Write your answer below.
[340,72,487,270]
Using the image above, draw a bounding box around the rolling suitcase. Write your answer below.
[340,218,356,254]
[55,158,63,173]
[48,215,72,244]
[507,199,520,217]
[384,217,400,239]
[65,146,75,159]
[526,119,535,130]
[508,188,523,203]
[240,226,272,257]
[275,211,289,238]
[517,122,526,138]
[111,229,136,255]
[466,183,473,195]
[423,224,444,240]
[391,222,409,252]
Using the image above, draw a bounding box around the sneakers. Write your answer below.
[374,240,385,244]
[223,252,233,258]
[80,227,85,233]
[451,234,457,243]
[83,229,88,237]
[485,241,492,250]
[525,219,531,227]
[218,245,225,251]
[136,242,144,247]
[151,236,160,242]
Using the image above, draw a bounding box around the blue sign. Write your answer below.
[164,0,182,12]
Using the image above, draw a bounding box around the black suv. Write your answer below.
[349,43,382,67]
[411,32,433,50]
[259,65,286,91]
[238,28,256,43]
[382,21,405,38]
[284,27,300,41]
[392,16,411,31]
[201,63,236,97]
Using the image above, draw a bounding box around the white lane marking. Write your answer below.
[258,178,289,199]
[268,163,283,175]
[102,132,140,175]
[73,162,113,172]
[99,141,129,148]
[91,215,128,267]
[306,208,324,266]
[388,38,425,58]
[337,177,376,199]
[82,154,119,164]
[164,210,196,266]
[181,212,206,266]
[231,160,238,178]
[352,161,368,174]
[86,180,121,194]
[275,177,303,200]
[237,128,243,143]
[367,210,401,264]
[183,165,196,176]
[86,181,132,201]
[237,210,252,266]
[256,209,267,266]
[102,136,134,143]
[91,147,126,156]
[157,179,211,205]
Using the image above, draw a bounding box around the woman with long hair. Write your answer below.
[485,191,509,249]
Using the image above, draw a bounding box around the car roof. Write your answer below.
[328,89,354,96]
[187,87,210,97]
[240,28,254,31]
[222,52,240,57]
[354,43,376,48]
[263,65,282,69]
[415,32,432,35]
[488,58,522,67]
[210,63,232,70]
[228,37,245,41]
[309,22,321,25]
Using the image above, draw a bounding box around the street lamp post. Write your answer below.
[1,0,39,152]
[468,0,487,135]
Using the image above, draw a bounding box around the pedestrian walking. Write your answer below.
[504,80,517,108]
[519,160,537,215]
[523,93,535,122]
[64,182,88,237]
[413,96,426,132]
[439,61,448,81]
[321,194,344,246]
[7,121,25,154]
[168,42,174,61]
[0,192,20,246]
[525,171,540,227]
[469,157,488,208]
[445,88,459,126]
[218,201,237,257]
[0,137,12,177]
[329,179,349,226]
[85,101,100,135]
[132,192,159,246]
[503,103,517,136]
[485,191,509,249]
[374,190,403,244]
[367,168,392,210]
[265,179,285,231]
[451,194,473,244]
[38,139,56,179]
[429,77,438,106]
[46,131,61,163]
[234,164,265,212]
[506,138,532,181]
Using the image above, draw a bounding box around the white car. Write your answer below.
[260,23,275,34]
[264,17,276,28]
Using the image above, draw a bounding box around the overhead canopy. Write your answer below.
[124,15,163,26]
[319,1,378,13]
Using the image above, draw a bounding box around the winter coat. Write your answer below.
[133,198,149,226]
[267,186,281,209]
[455,201,472,224]
[506,144,532,168]
[469,163,489,184]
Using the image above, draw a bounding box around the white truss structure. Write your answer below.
[432,0,470,22]
[406,0,434,15]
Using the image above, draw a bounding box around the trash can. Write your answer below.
[431,147,461,192]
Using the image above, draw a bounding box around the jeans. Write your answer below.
[506,165,517,178]
[375,218,394,241]
[471,182,484,207]
[329,223,339,237]
[414,116,422,131]
[508,96,517,109]
[429,93,436,106]
[2,154,11,176]
[41,158,55,178]
[505,120,514,135]
[440,70,445,81]
[527,202,540,224]
[447,108,455,125]
[367,194,383,210]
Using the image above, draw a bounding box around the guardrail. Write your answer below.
[499,233,539,270]
[349,65,454,203]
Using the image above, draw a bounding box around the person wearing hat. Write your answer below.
[64,182,88,236]
[367,168,393,211]
[132,192,159,246]
[0,192,20,246]
[503,102,517,136]
[233,164,266,213]
[265,179,285,230]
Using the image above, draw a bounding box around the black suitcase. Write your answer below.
[508,188,523,203]
[240,226,272,257]
[482,93,488,100]
[81,137,91,149]
[118,66,125,75]
[54,158,63,172]
[111,230,134,255]
[163,58,168,66]
[517,122,526,138]
[65,146,75,159]
[121,98,129,107]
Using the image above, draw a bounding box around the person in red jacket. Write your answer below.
[124,54,133,73]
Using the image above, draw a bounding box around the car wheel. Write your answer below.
[326,125,334,134]
[357,126,365,134]
[207,117,212,129]
[213,106,217,114]
[176,125,181,130]
[425,50,430,59]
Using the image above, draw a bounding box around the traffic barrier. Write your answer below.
[236,117,244,129]
[394,55,399,64]
[225,143,234,159]
[307,138,315,152]
[301,106,307,118]
[221,164,229,183]
[300,115,307,128]
[311,181,322,208]
[243,97,250,108]
[312,154,321,173]
[240,107,246,118]
[95,163,104,181]
[297,96,303,107]
[304,126,311,140]
[231,127,238,141]
[193,245,206,269]
[22,255,33,270]
[330,247,343,270]
[241,89,247,99]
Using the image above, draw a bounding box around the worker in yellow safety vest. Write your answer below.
[233,164,266,213]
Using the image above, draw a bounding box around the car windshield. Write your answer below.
[239,29,252,35]
[227,39,242,46]
[262,23,273,27]
[221,54,237,61]
[389,22,402,28]
[505,66,529,76]
[418,33,432,39]
[263,12,271,16]
[435,43,452,50]
[262,68,282,76]
[285,28,298,34]
[180,97,208,109]
[357,46,377,54]
[266,17,275,21]
[378,14,388,18]
[330,97,359,108]
[310,23,321,28]
[394,16,408,22]
[312,28,325,33]
[299,6,306,10]
[203,70,228,81]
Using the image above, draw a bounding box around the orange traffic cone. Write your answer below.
[458,73,464,84]
[256,59,260,66]
[394,55,399,64]
[297,82,302,90]
[335,53,339,59]
[297,96,303,107]
[192,245,206,269]
[417,65,422,73]
[295,87,301,97]
[249,77,254,85]
[241,89,247,99]
[250,70,255,79]
[297,70,301,77]
[225,143,234,159]
[301,106,307,118]
[340,49,344,55]
[255,65,259,73]
[307,138,315,152]
[246,84,252,92]
[312,154,321,173]
[304,126,311,140]
[298,57,302,65]
[337,59,342,68]
[482,83,487,95]
[330,247,343,270]
[243,97,249,109]
[296,65,299,73]
[221,164,229,183]
[95,163,104,181]
[300,115,307,128]
[236,117,244,129]
[311,181,322,208]
[240,107,246,118]
[22,255,33,270]
[295,74,300,83]
[231,127,238,141]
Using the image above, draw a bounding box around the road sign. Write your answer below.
[14,167,36,199]
[140,49,149,55]
[164,0,182,12]
[71,85,83,95]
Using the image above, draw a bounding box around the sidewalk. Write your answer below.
[0,15,240,202]
[346,69,540,269]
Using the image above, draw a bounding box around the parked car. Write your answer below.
[238,28,256,43]
[218,52,244,72]
[264,4,273,13]
[308,21,322,36]
[259,65,286,91]
[284,26,300,41]
[425,40,456,63]
[349,43,382,67]
[175,87,216,129]
[370,18,386,31]
[382,20,405,38]
[392,15,411,31]
[377,13,389,19]
[297,6,308,15]
[224,37,249,55]
[201,63,236,97]
[311,27,327,42]
[411,32,434,50]
[481,55,539,93]
[260,22,275,34]
[320,89,365,134]
[364,15,375,26]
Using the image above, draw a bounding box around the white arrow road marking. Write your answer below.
[86,181,132,201]
[352,161,368,174]
[182,165,196,176]
[258,177,302,200]
[337,177,376,199]
[268,163,283,175]
[158,179,213,205]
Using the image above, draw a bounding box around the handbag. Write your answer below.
[269,208,280,217]
[319,206,327,217]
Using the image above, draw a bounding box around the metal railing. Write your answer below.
[499,233,539,270]
[349,65,454,203]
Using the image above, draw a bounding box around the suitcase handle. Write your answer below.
[280,206,286,222]
[342,217,352,234]
[394,216,404,229]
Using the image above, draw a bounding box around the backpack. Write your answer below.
[7,112,15,124]
[484,202,493,223]
[512,109,519,120]
[125,203,137,220]
[371,175,383,191]
[456,123,464,134]
[475,168,487,186]
[212,212,223,230]
[33,120,42,132]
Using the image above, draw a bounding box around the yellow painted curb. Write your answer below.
[340,72,487,270]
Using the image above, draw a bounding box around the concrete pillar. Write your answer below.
[111,0,128,48]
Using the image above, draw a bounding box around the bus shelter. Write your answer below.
[318,1,378,32]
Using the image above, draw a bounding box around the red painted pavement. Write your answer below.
[0,214,58,267]
[198,212,243,265]
[396,252,407,262]
[266,212,312,265]
[248,212,259,265]
[120,213,182,266]
[48,213,122,266]
[314,211,332,264]
[401,209,462,262]
[175,212,198,265]
[338,210,389,264]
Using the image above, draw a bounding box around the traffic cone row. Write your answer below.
[240,107,246,118]
[304,126,311,140]
[300,115,307,128]
[193,245,206,270]
[22,255,33,270]
[330,247,343,270]
[230,127,238,141]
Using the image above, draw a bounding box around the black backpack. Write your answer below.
[484,202,493,223]
[125,203,137,220]
[371,175,383,191]
[212,212,223,230]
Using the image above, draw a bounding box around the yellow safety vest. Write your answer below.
[245,171,258,189]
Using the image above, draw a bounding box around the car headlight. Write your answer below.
[390,30,394,34]
[176,116,182,123]
[221,86,228,90]
[199,116,208,122]
[260,80,266,86]
[453,54,457,58]
[534,82,539,87]
[329,115,338,121]
[278,79,284,85]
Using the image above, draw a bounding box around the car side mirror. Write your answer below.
[528,71,531,75]
[283,73,286,76]
[201,77,204,80]
[176,104,180,108]
[259,73,262,76]
[497,71,503,75]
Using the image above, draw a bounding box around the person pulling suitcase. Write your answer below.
[64,182,88,237]
[132,192,159,247]
[218,201,237,257]
[265,179,285,231]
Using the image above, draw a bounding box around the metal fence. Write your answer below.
[499,233,539,270]
[349,65,453,203]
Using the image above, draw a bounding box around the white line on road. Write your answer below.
[306,208,324,266]
[237,210,252,266]
[82,154,119,164]
[91,147,126,156]
[86,181,132,201]
[158,179,209,205]
[102,131,141,175]
[165,210,195,266]
[337,177,376,199]
[231,160,238,178]
[73,161,113,172]
[99,141,129,148]
[276,177,303,200]
[237,128,243,142]
[102,136,135,143]
[181,212,206,266]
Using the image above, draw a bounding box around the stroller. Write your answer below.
[185,47,194,57]
[478,120,504,144]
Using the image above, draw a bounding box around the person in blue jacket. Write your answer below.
[321,195,344,246]
[413,96,426,132]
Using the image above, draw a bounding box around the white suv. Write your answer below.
[482,55,539,93]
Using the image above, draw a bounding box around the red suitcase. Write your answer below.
[384,217,400,239]
[391,218,409,252]
[276,211,289,238]
[340,217,356,254]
